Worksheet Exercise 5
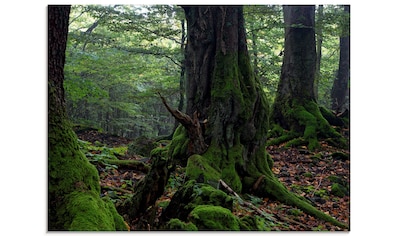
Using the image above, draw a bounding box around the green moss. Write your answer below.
[166,218,198,231]
[221,144,244,193]
[303,172,313,178]
[253,170,348,229]
[188,205,240,230]
[186,154,221,184]
[190,184,234,211]
[319,106,346,126]
[239,215,272,231]
[162,180,234,221]
[65,193,126,231]
[49,119,127,231]
[287,208,303,217]
[331,183,348,197]
[168,125,189,161]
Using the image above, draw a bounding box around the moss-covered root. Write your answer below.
[189,205,240,230]
[255,174,348,229]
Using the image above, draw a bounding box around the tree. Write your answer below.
[65,5,184,138]
[122,5,347,230]
[48,5,127,230]
[314,5,324,101]
[331,5,350,114]
[270,5,346,150]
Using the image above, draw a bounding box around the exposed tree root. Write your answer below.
[254,174,348,229]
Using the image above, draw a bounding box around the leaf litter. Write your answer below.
[77,128,349,231]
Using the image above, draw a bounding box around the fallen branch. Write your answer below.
[219,179,276,222]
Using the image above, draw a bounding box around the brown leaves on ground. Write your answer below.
[264,142,350,231]
[77,129,349,231]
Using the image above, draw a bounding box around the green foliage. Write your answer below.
[65,5,184,139]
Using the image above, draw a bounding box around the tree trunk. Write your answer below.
[331,5,350,114]
[314,5,324,101]
[271,5,346,151]
[48,5,127,231]
[162,6,347,229]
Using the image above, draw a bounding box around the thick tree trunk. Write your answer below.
[271,5,346,150]
[331,5,350,114]
[48,5,126,231]
[161,6,348,229]
[180,6,271,191]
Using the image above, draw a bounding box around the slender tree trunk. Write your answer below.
[48,5,126,230]
[331,5,350,114]
[314,5,323,101]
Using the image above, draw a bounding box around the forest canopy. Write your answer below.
[64,5,347,139]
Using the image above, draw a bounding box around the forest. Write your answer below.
[48,5,350,231]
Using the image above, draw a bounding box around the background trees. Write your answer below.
[65,5,185,138]
[331,5,350,114]
[64,5,346,139]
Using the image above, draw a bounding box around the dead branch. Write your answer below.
[157,92,208,155]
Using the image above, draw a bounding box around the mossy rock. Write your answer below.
[162,180,233,221]
[166,218,198,231]
[188,205,240,230]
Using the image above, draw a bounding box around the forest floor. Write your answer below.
[75,127,349,231]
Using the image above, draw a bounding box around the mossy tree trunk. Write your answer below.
[180,6,271,192]
[48,5,126,231]
[271,5,346,151]
[331,5,350,114]
[160,6,347,229]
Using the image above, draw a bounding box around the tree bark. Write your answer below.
[331,5,350,114]
[48,5,126,230]
[314,5,324,101]
[162,5,348,229]
[271,5,346,151]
